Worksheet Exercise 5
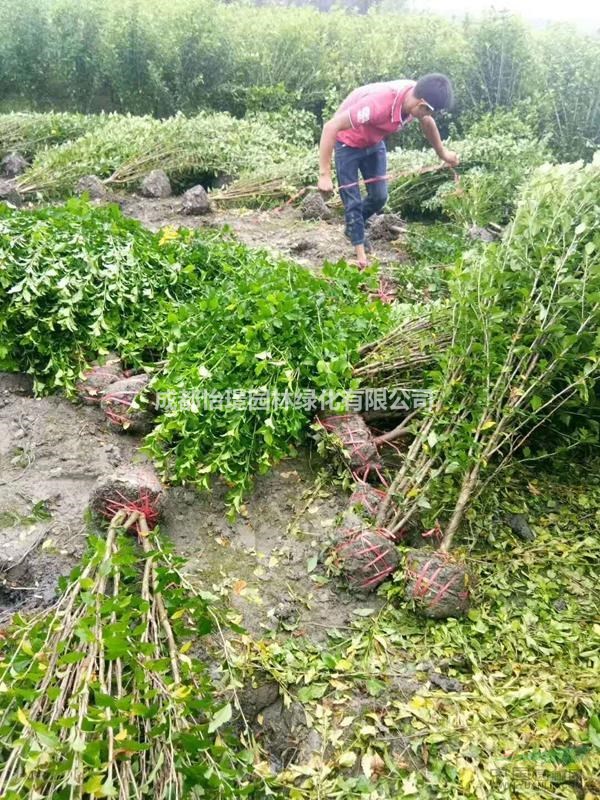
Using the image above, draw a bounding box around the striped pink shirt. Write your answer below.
[336,80,416,149]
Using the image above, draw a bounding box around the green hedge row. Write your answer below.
[0,0,598,159]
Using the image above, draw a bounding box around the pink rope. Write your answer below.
[101,488,160,529]
[337,174,392,191]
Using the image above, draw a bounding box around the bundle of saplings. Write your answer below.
[369,157,600,609]
[0,112,109,160]
[16,111,314,197]
[0,200,206,393]
[144,257,390,512]
[386,129,551,225]
[0,511,265,798]
[0,199,390,511]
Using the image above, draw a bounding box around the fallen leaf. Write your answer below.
[338,750,357,768]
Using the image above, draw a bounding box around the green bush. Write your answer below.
[0,111,108,158]
[1,2,599,159]
[535,25,600,161]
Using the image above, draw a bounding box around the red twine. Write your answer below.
[335,526,397,589]
[101,489,160,530]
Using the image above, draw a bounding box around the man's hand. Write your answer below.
[317,174,334,194]
[419,118,460,169]
[441,149,460,168]
[318,113,351,194]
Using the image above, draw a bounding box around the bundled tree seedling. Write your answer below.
[387,129,551,225]
[0,510,265,799]
[364,156,600,613]
[15,111,315,199]
[0,112,110,160]
[0,199,391,509]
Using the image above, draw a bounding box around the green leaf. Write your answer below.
[589,717,600,748]
[71,733,86,753]
[531,395,543,411]
[207,703,232,733]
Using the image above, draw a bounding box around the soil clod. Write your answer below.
[75,174,108,200]
[256,699,323,770]
[333,521,399,590]
[1,152,28,178]
[101,373,154,434]
[0,179,21,206]
[89,464,164,526]
[76,354,124,405]
[504,512,535,541]
[181,184,211,215]
[140,169,172,199]
[467,223,498,242]
[349,482,391,520]
[367,212,407,241]
[301,191,332,220]
[318,413,383,479]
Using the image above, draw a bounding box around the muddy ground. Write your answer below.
[0,195,405,634]
[0,199,439,777]
[0,374,383,639]
[119,194,408,272]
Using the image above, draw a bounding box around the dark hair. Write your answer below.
[414,73,454,112]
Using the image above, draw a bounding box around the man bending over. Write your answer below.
[318,73,459,267]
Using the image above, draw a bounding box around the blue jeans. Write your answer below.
[335,140,388,246]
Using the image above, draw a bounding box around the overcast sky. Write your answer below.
[409,0,600,27]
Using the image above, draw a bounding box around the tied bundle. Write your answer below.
[368,157,600,584]
[0,473,261,798]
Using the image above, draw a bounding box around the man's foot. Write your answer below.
[354,242,368,267]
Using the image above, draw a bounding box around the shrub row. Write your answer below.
[0,1,598,159]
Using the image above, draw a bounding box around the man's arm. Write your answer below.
[420,116,459,167]
[317,111,352,192]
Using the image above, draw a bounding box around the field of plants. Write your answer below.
[0,2,599,799]
[2,0,600,161]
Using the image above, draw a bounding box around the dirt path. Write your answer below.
[119,195,408,272]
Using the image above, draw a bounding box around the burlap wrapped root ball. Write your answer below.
[319,413,383,478]
[332,513,399,591]
[89,464,164,528]
[76,353,123,405]
[101,373,154,434]
[348,483,427,546]
[349,483,390,520]
[404,549,470,618]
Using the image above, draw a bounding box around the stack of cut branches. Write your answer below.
[0,112,106,159]
[386,131,550,222]
[355,306,452,388]
[210,150,318,209]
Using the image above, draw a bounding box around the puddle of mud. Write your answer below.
[162,455,384,644]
